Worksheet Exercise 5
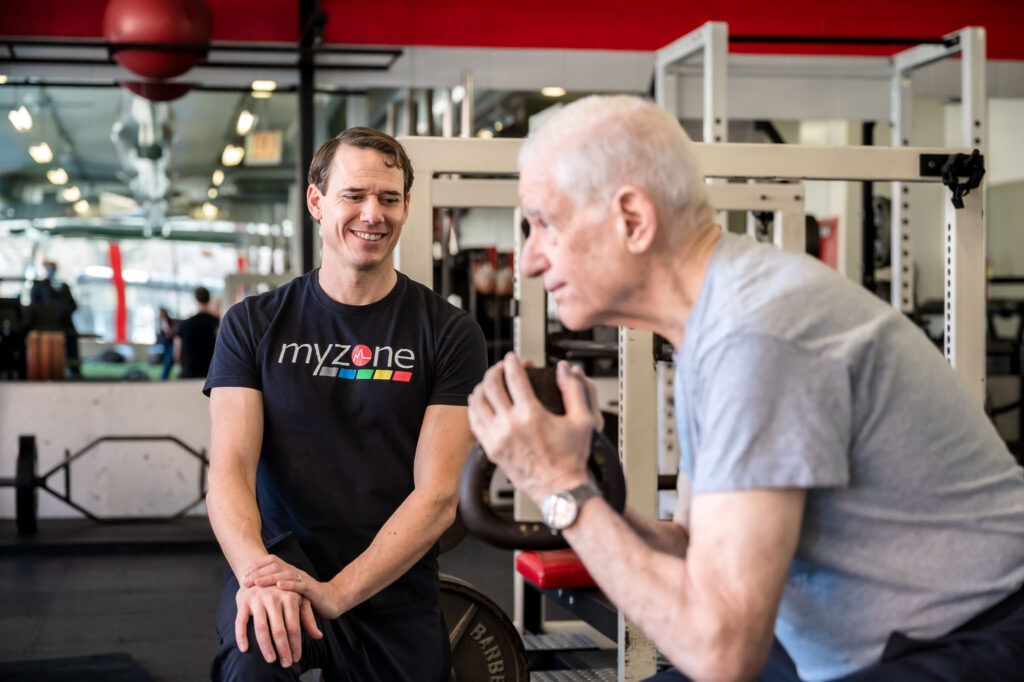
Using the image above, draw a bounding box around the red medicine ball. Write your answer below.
[104,0,213,80]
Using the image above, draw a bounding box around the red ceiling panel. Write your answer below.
[2,0,1022,59]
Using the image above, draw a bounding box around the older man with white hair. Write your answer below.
[468,95,1024,682]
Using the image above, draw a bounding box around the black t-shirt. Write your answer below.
[176,312,219,378]
[204,270,486,614]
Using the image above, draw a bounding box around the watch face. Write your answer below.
[544,492,576,530]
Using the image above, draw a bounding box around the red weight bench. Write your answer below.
[516,549,596,589]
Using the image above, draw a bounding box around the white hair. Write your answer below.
[518,95,711,231]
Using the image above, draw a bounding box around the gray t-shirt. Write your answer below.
[673,231,1024,681]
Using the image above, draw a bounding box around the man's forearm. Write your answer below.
[564,500,766,681]
[623,507,689,557]
[327,489,455,613]
[207,468,269,581]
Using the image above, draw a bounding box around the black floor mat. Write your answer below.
[0,652,154,681]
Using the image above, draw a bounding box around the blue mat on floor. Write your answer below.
[0,652,154,681]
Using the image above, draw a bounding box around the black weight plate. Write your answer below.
[439,509,468,555]
[16,436,37,535]
[441,574,528,682]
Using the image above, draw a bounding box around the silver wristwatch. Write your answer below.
[541,482,601,531]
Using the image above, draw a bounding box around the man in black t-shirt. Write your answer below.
[174,286,219,378]
[205,128,487,682]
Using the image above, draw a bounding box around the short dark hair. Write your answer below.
[307,127,414,197]
[194,286,210,304]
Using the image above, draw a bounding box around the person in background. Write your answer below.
[174,286,219,379]
[157,307,177,380]
[30,259,80,377]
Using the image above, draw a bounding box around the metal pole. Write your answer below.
[459,70,473,138]
[297,0,321,274]
[861,121,876,292]
[402,87,415,137]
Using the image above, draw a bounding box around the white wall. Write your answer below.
[0,381,211,520]
[945,98,1024,278]
[797,120,862,280]
[458,207,517,251]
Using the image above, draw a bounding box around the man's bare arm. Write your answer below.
[207,387,320,668]
[207,387,267,579]
[566,489,803,681]
[622,508,689,557]
[469,357,803,681]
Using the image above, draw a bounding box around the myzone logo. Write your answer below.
[277,342,414,382]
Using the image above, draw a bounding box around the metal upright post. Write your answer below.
[889,72,914,313]
[945,187,986,403]
[617,326,658,682]
[704,22,728,144]
[513,207,547,634]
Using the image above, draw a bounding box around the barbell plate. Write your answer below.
[16,435,38,535]
[439,509,469,555]
[26,331,41,381]
[440,574,528,682]
[49,332,65,380]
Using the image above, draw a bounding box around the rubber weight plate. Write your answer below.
[441,574,528,682]
[439,509,469,555]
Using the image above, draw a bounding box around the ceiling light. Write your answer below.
[8,105,32,132]
[493,120,504,132]
[541,86,566,98]
[236,110,256,135]
[221,144,245,167]
[212,169,225,186]
[208,188,218,199]
[202,201,219,219]
[451,85,465,103]
[29,142,53,163]
[476,129,494,139]
[251,91,272,99]
[73,199,89,215]
[251,80,277,92]
[62,186,81,202]
[0,75,7,85]
[46,168,68,185]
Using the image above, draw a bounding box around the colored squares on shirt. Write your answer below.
[333,368,412,381]
[319,367,340,378]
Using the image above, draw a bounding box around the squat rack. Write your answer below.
[654,21,987,319]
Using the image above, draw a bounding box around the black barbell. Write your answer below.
[3,434,208,535]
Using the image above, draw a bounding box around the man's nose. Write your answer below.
[519,233,548,278]
[360,196,383,224]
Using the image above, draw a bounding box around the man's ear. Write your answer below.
[613,186,658,254]
[307,184,323,220]
[402,192,411,222]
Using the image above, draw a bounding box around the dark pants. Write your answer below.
[211,533,450,682]
[645,583,1024,682]
[160,344,174,380]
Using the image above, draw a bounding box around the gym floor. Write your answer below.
[0,518,519,681]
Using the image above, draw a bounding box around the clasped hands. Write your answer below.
[233,554,341,667]
[467,355,603,506]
